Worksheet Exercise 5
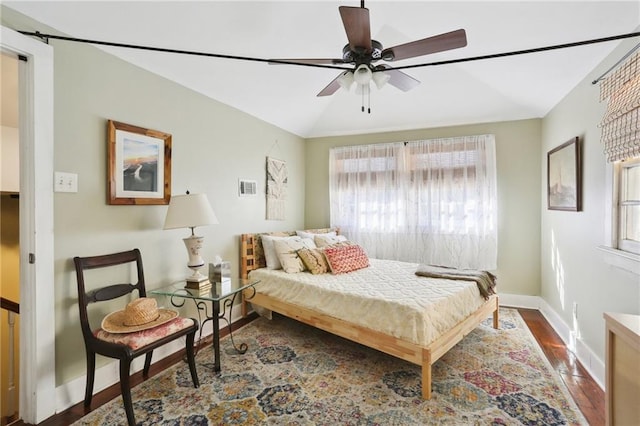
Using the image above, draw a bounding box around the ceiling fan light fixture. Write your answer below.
[372,71,390,89]
[353,64,373,85]
[337,71,354,91]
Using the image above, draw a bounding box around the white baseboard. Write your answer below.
[499,293,604,389]
[538,298,605,389]
[497,293,541,309]
[55,303,243,413]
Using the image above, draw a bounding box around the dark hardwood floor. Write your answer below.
[518,308,605,425]
[18,308,604,426]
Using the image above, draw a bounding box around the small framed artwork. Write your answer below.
[107,120,171,205]
[547,136,581,211]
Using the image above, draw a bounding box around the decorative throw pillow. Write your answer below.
[323,244,370,274]
[296,230,337,240]
[273,238,316,273]
[262,235,308,270]
[256,231,292,268]
[314,234,348,247]
[298,247,330,274]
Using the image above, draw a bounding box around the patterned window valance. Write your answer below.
[599,51,640,162]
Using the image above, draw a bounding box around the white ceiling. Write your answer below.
[4,1,640,138]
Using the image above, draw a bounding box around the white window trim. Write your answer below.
[617,158,640,254]
[600,162,640,275]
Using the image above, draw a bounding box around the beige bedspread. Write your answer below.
[248,258,487,346]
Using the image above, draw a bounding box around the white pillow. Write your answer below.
[262,235,316,269]
[261,235,290,269]
[314,234,348,247]
[273,238,316,273]
[296,230,337,240]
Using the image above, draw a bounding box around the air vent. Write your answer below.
[238,179,257,197]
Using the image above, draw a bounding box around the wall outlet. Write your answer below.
[54,172,78,193]
[571,302,581,344]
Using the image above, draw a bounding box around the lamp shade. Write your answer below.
[163,193,218,230]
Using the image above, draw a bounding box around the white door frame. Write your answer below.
[1,26,55,423]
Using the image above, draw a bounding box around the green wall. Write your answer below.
[305,119,543,297]
[2,7,307,386]
[541,34,640,363]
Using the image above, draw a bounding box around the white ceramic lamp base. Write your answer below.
[183,235,208,283]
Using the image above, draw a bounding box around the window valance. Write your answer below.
[600,51,640,162]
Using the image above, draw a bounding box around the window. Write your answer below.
[329,135,497,270]
[596,50,640,273]
[615,157,640,255]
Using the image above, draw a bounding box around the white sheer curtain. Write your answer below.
[329,135,497,270]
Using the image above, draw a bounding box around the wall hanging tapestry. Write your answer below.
[266,156,287,220]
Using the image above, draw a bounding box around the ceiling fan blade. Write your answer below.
[268,58,345,65]
[376,65,420,92]
[382,29,467,61]
[317,73,343,97]
[339,6,372,53]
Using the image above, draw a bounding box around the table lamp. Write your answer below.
[163,192,218,285]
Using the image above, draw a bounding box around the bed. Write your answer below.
[240,229,499,399]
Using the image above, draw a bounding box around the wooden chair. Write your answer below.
[73,248,199,426]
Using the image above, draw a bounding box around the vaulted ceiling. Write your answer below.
[5,1,640,138]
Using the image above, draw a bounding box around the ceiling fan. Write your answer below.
[268,1,468,99]
[19,4,638,109]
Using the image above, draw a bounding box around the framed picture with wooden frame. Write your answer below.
[547,136,581,211]
[107,120,172,205]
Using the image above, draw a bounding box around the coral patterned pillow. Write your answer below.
[323,244,370,274]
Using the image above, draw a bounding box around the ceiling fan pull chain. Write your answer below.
[368,84,371,114]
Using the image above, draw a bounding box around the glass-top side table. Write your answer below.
[150,278,259,372]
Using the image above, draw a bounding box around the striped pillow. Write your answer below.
[323,244,370,274]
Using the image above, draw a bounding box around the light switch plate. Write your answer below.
[54,172,78,193]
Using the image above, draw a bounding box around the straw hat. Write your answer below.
[101,297,178,334]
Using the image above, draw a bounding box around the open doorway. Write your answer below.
[1,26,55,424]
[0,52,20,426]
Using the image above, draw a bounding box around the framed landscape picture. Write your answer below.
[547,137,581,211]
[107,120,172,205]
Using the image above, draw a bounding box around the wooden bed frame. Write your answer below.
[239,232,499,400]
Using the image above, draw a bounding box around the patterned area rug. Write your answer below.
[74,308,587,425]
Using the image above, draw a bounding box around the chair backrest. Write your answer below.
[73,248,146,339]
